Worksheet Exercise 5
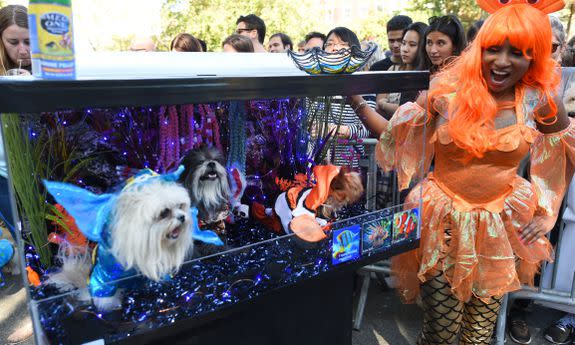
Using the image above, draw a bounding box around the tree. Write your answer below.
[160,0,324,52]
[408,0,486,28]
[356,10,391,43]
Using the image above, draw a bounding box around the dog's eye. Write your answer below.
[179,203,187,210]
[159,208,171,219]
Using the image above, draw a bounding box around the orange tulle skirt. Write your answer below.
[392,173,553,303]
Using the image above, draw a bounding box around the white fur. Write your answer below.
[48,251,122,310]
[45,248,92,302]
[47,180,194,311]
[111,181,193,281]
[93,293,123,311]
[189,160,230,222]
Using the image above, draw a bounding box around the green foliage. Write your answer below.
[159,0,324,51]
[157,0,494,53]
[356,10,391,43]
[3,114,52,267]
[45,204,72,237]
[408,0,487,28]
[2,114,97,268]
[110,34,135,52]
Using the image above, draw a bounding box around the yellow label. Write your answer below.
[29,3,73,61]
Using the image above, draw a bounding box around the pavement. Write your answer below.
[0,270,568,345]
[351,277,565,345]
[0,273,33,345]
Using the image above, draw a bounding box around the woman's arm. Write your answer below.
[378,100,400,118]
[376,93,397,119]
[349,95,389,136]
[536,93,569,133]
[522,93,572,244]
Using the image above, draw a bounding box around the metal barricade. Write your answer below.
[353,138,398,330]
[496,200,574,344]
[360,138,379,211]
[354,261,391,330]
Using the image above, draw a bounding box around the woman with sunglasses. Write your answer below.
[419,15,466,74]
[349,1,574,343]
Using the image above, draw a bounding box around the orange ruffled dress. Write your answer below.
[378,87,575,303]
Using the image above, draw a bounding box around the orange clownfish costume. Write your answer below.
[249,165,364,242]
[274,165,342,242]
[250,165,363,242]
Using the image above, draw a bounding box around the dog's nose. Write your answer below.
[178,215,186,223]
[207,162,216,169]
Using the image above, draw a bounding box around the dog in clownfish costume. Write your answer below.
[43,166,223,311]
[236,165,364,242]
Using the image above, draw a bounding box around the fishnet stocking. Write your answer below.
[416,272,464,345]
[416,272,502,345]
[460,295,502,344]
[416,223,502,344]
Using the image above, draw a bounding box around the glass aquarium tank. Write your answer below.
[0,53,429,344]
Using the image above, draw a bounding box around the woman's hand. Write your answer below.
[520,214,556,245]
[347,95,365,107]
[310,123,350,138]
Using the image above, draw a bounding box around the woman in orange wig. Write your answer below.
[350,1,574,343]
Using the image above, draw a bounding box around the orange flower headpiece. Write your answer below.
[477,0,565,13]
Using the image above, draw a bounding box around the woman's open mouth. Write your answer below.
[490,70,510,88]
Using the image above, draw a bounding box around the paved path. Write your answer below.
[0,273,33,345]
[352,278,564,345]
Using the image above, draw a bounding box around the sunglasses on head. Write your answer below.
[428,16,454,26]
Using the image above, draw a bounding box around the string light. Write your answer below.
[26,98,377,343]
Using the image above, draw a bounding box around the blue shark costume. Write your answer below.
[0,238,13,287]
[44,166,223,299]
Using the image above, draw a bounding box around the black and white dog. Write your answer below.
[179,146,232,237]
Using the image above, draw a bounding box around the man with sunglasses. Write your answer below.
[235,14,267,52]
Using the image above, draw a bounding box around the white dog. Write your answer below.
[44,166,221,311]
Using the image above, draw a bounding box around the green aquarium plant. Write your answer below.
[2,113,52,267]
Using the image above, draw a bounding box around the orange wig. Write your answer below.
[430,4,560,158]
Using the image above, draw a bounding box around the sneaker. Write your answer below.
[544,315,575,345]
[508,311,532,344]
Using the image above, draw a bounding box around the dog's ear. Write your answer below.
[178,150,194,182]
